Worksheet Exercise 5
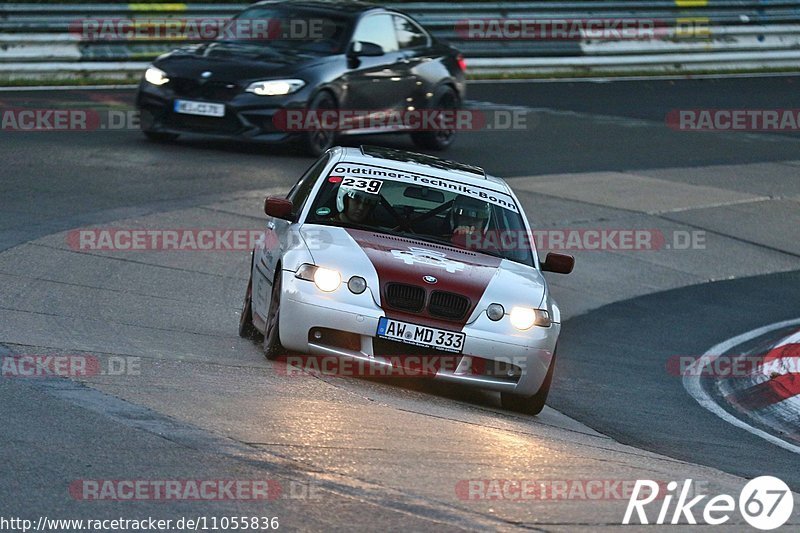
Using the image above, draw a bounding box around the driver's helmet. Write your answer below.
[335,183,379,213]
[451,195,491,231]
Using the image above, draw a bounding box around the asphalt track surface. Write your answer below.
[551,270,800,489]
[2,77,800,529]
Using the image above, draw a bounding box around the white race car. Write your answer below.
[239,145,573,414]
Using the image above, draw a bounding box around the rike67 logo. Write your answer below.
[624,477,794,529]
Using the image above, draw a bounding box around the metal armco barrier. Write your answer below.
[1,1,800,82]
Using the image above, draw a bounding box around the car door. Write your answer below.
[392,14,433,109]
[341,13,407,116]
[252,155,329,322]
[252,214,289,323]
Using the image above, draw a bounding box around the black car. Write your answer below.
[136,0,466,155]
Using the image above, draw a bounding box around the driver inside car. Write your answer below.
[334,184,380,224]
[450,195,491,250]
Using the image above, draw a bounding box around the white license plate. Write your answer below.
[377,317,465,354]
[173,100,225,118]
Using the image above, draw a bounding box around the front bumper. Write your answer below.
[136,81,311,142]
[278,270,559,396]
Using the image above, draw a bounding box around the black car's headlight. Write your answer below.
[144,66,170,86]
[245,79,306,96]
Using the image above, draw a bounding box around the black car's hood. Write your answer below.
[155,42,327,81]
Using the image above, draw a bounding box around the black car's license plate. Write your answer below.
[174,100,225,118]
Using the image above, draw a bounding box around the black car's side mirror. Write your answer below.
[347,41,385,58]
[541,252,575,274]
[264,196,294,221]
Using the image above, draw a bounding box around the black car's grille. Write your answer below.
[171,78,241,101]
[385,283,425,313]
[428,291,469,320]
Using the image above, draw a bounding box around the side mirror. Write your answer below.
[264,196,294,220]
[541,252,574,274]
[347,41,385,58]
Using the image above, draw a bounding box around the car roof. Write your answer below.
[249,0,380,16]
[331,146,511,195]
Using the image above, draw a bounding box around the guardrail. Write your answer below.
[1,1,800,83]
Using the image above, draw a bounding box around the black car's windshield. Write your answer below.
[306,164,535,267]
[223,7,351,55]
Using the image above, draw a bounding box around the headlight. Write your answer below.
[486,303,505,321]
[144,66,169,86]
[348,276,367,294]
[509,307,551,330]
[295,264,341,292]
[245,79,305,96]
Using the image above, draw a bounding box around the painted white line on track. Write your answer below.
[683,317,800,456]
[468,72,800,84]
[0,85,138,92]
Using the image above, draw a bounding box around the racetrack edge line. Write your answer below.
[682,317,800,456]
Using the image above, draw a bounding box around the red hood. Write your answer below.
[346,229,501,329]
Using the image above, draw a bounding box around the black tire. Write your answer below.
[262,270,284,360]
[500,349,557,416]
[411,85,459,151]
[143,130,179,142]
[301,91,337,157]
[238,274,261,340]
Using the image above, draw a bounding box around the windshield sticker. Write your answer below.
[341,177,383,195]
[330,163,518,212]
[391,247,466,274]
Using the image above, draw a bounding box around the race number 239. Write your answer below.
[342,178,382,194]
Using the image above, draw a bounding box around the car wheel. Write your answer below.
[500,349,557,416]
[238,274,261,340]
[262,270,284,360]
[411,85,459,151]
[302,91,337,157]
[142,130,179,143]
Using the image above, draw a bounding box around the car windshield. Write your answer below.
[306,163,535,267]
[222,7,351,55]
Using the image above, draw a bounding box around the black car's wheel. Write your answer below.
[302,91,338,157]
[143,130,179,143]
[263,270,284,360]
[411,85,459,151]
[238,275,261,340]
[500,349,557,416]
